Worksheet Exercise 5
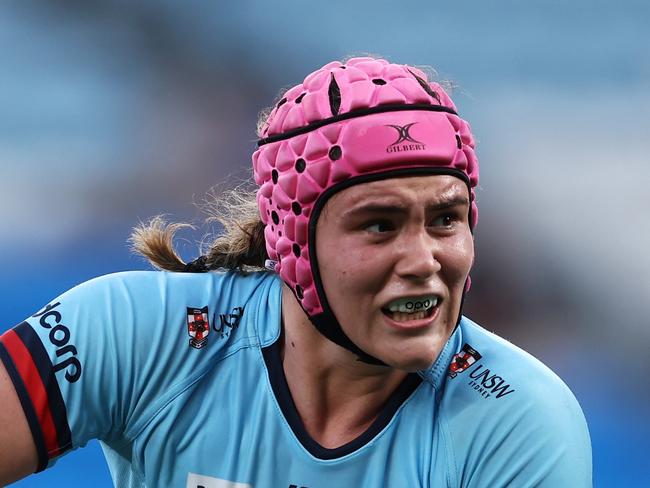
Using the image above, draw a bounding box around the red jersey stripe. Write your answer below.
[0,329,61,457]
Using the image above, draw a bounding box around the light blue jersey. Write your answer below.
[0,271,592,487]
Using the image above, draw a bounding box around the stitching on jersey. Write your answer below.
[438,414,458,487]
[124,274,279,438]
[251,274,282,348]
[122,274,282,465]
[126,333,259,442]
[126,338,260,482]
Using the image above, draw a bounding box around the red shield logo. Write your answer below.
[448,343,482,378]
[187,306,210,349]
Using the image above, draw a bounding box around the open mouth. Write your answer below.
[381,295,440,323]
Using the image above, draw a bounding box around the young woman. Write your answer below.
[0,57,592,487]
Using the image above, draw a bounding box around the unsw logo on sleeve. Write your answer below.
[448,343,516,400]
[186,306,245,349]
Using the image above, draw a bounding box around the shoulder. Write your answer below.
[56,269,278,321]
[1,269,284,466]
[438,317,592,486]
[21,269,282,393]
[63,268,281,341]
[62,269,276,301]
[445,317,578,405]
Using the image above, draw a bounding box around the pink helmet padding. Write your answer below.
[253,57,479,318]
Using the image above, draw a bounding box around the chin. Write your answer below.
[383,348,441,372]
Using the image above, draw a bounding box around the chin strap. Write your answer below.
[308,311,387,366]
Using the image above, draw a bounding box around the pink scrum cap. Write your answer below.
[252,57,479,362]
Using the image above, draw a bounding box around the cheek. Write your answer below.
[317,236,390,315]
[324,240,384,291]
[446,233,475,281]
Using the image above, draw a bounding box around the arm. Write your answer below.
[0,270,237,484]
[450,370,592,487]
[0,361,38,485]
[0,274,138,482]
[439,322,592,487]
[464,396,591,487]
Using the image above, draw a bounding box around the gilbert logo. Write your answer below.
[386,123,426,153]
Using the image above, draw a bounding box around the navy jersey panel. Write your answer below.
[0,270,592,487]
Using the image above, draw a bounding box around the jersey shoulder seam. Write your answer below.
[124,334,260,441]
[122,337,260,481]
[438,407,459,488]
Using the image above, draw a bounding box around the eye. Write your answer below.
[365,220,395,233]
[430,213,456,228]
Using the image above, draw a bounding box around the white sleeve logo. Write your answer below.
[187,472,252,488]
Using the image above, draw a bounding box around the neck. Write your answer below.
[280,284,408,448]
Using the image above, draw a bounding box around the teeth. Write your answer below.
[391,311,428,322]
[386,295,438,313]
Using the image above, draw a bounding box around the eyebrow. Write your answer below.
[343,196,470,218]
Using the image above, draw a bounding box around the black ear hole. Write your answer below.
[295,93,306,103]
[372,78,386,85]
[455,134,462,149]
[292,243,301,257]
[271,169,279,184]
[292,202,302,215]
[271,211,280,225]
[295,284,304,299]
[328,146,342,161]
[295,158,306,172]
[276,97,287,108]
[328,73,341,116]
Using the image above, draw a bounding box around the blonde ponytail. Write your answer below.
[130,184,269,273]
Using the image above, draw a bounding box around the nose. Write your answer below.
[394,229,441,280]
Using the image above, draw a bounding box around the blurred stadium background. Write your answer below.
[1,0,648,486]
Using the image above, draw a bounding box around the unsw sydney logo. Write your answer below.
[448,343,515,399]
[186,306,245,349]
